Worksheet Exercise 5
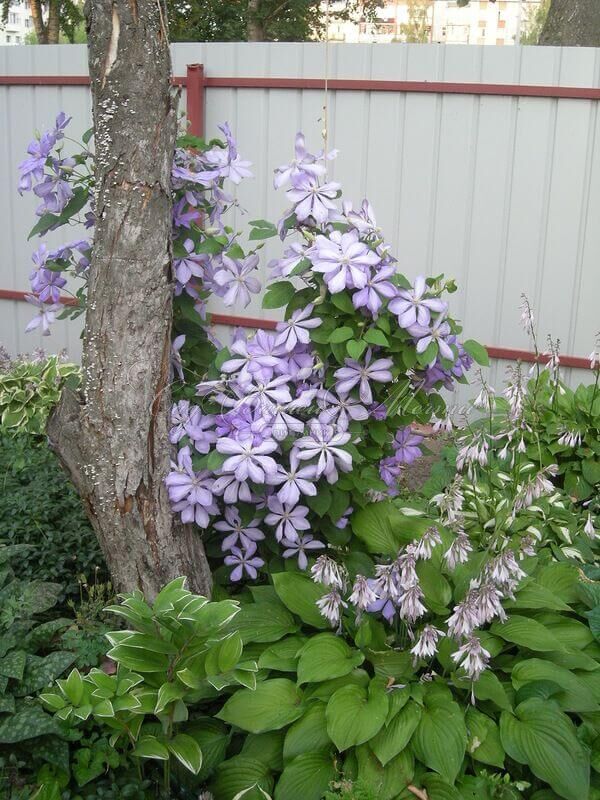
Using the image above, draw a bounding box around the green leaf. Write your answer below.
[272,573,329,629]
[471,670,512,710]
[412,703,467,784]
[258,636,306,672]
[466,707,504,768]
[350,502,408,556]
[263,281,296,309]
[509,581,572,612]
[216,678,304,733]
[421,774,461,800]
[241,731,284,772]
[511,659,599,712]
[132,735,170,761]
[347,339,368,360]
[185,718,230,780]
[249,220,278,240]
[297,633,364,684]
[582,459,600,485]
[210,756,273,800]
[106,643,170,673]
[57,668,85,705]
[155,681,186,714]
[329,326,354,344]
[500,699,590,800]
[364,328,389,347]
[0,705,60,743]
[462,339,490,366]
[306,486,332,518]
[167,733,203,774]
[371,699,422,766]
[0,649,27,680]
[283,703,330,762]
[274,752,336,800]
[326,679,388,751]
[17,651,76,695]
[491,615,567,652]
[331,292,354,314]
[355,744,414,800]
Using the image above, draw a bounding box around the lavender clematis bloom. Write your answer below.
[165,446,216,528]
[294,421,352,483]
[217,437,278,483]
[25,295,61,336]
[275,304,321,352]
[317,389,369,432]
[409,315,454,363]
[213,253,261,308]
[268,242,309,278]
[171,334,186,381]
[342,198,381,237]
[352,265,397,316]
[389,275,447,328]
[309,229,380,294]
[215,507,265,551]
[274,133,327,189]
[211,473,253,504]
[18,131,56,194]
[282,534,325,570]
[224,543,264,581]
[334,348,393,405]
[265,497,310,542]
[393,427,424,465]
[269,452,318,506]
[286,174,340,224]
[174,238,206,287]
[30,268,67,304]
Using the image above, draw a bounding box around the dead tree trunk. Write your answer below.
[48,0,212,599]
[539,0,600,46]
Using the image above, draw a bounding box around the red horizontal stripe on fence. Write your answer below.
[2,74,600,101]
[0,289,589,369]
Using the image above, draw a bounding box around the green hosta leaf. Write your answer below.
[283,703,330,762]
[582,459,600,485]
[185,718,230,780]
[370,699,422,766]
[210,755,273,800]
[462,339,489,366]
[511,659,599,712]
[465,706,504,768]
[491,615,567,652]
[351,502,408,556]
[471,670,512,710]
[355,744,414,800]
[167,733,203,774]
[297,633,364,684]
[500,699,589,800]
[509,581,572,612]
[274,752,336,800]
[536,563,580,604]
[326,679,388,751]
[272,572,328,629]
[263,281,296,309]
[217,678,304,733]
[231,602,299,645]
[412,703,467,784]
[258,636,306,672]
[132,735,170,761]
[241,731,284,772]
[416,560,451,612]
[421,774,461,800]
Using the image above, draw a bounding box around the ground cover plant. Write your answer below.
[7,114,600,799]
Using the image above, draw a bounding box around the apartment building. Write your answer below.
[0,0,33,45]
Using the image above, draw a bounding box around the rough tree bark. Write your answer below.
[47,0,61,44]
[29,0,48,43]
[539,0,600,46]
[47,0,212,599]
[247,0,266,40]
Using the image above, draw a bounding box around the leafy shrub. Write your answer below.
[0,433,104,597]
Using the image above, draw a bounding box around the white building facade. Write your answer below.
[328,0,541,45]
[0,0,33,45]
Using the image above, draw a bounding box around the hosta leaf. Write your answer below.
[412,703,467,783]
[466,706,504,768]
[258,636,306,672]
[210,755,273,800]
[511,658,599,712]
[500,699,589,800]
[275,752,336,800]
[355,743,414,800]
[272,573,328,629]
[133,735,170,761]
[185,717,230,780]
[491,615,566,652]
[297,633,364,684]
[230,601,299,644]
[471,670,512,710]
[217,678,304,733]
[370,699,422,766]
[241,731,284,772]
[283,703,330,762]
[326,679,388,751]
[350,502,409,556]
[421,774,462,800]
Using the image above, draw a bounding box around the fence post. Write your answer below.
[186,63,205,138]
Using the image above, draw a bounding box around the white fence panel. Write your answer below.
[1,42,599,392]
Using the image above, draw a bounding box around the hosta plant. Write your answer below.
[38,578,257,796]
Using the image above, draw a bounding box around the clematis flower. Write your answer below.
[351,265,397,316]
[275,304,321,351]
[174,238,206,288]
[224,543,264,581]
[309,229,380,294]
[294,422,352,483]
[274,132,327,189]
[343,198,381,237]
[408,315,454,363]
[389,275,447,328]
[213,254,261,308]
[268,242,309,278]
[215,507,265,551]
[317,390,369,431]
[268,452,318,506]
[393,427,424,465]
[286,173,340,224]
[265,497,310,542]
[334,348,393,405]
[25,295,62,336]
[18,131,56,193]
[216,437,278,483]
[282,534,325,570]
[165,447,216,528]
[30,268,67,304]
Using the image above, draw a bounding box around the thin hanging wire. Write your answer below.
[322,0,331,155]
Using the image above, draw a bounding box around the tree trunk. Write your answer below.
[539,0,600,46]
[29,0,48,43]
[47,0,60,43]
[247,0,266,40]
[48,0,212,600]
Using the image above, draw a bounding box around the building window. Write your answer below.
[498,19,506,28]
[8,12,19,23]
[6,34,11,42]
[496,38,504,45]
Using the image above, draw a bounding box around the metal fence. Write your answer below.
[1,42,599,391]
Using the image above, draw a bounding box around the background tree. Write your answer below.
[48,0,212,597]
[539,0,600,45]
[520,0,550,45]
[167,0,384,42]
[1,0,83,43]
[398,0,430,43]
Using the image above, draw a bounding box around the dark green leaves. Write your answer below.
[249,219,278,240]
[272,572,329,629]
[325,679,388,751]
[263,281,296,309]
[296,633,364,684]
[412,702,467,784]
[217,679,304,733]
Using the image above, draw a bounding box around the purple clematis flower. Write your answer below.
[174,238,206,287]
[265,497,310,542]
[275,304,321,352]
[286,174,340,224]
[217,437,278,483]
[211,473,253,505]
[25,295,62,336]
[309,229,380,294]
[393,427,424,465]
[213,254,261,308]
[294,422,352,483]
[389,275,447,328]
[317,389,369,431]
[269,452,318,506]
[282,534,325,570]
[18,131,56,194]
[165,446,216,528]
[268,242,309,278]
[352,265,397,316]
[409,315,454,363]
[171,334,186,381]
[342,198,381,238]
[379,456,402,492]
[215,507,265,551]
[334,348,393,405]
[224,543,264,581]
[30,268,67,304]
[274,133,327,189]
